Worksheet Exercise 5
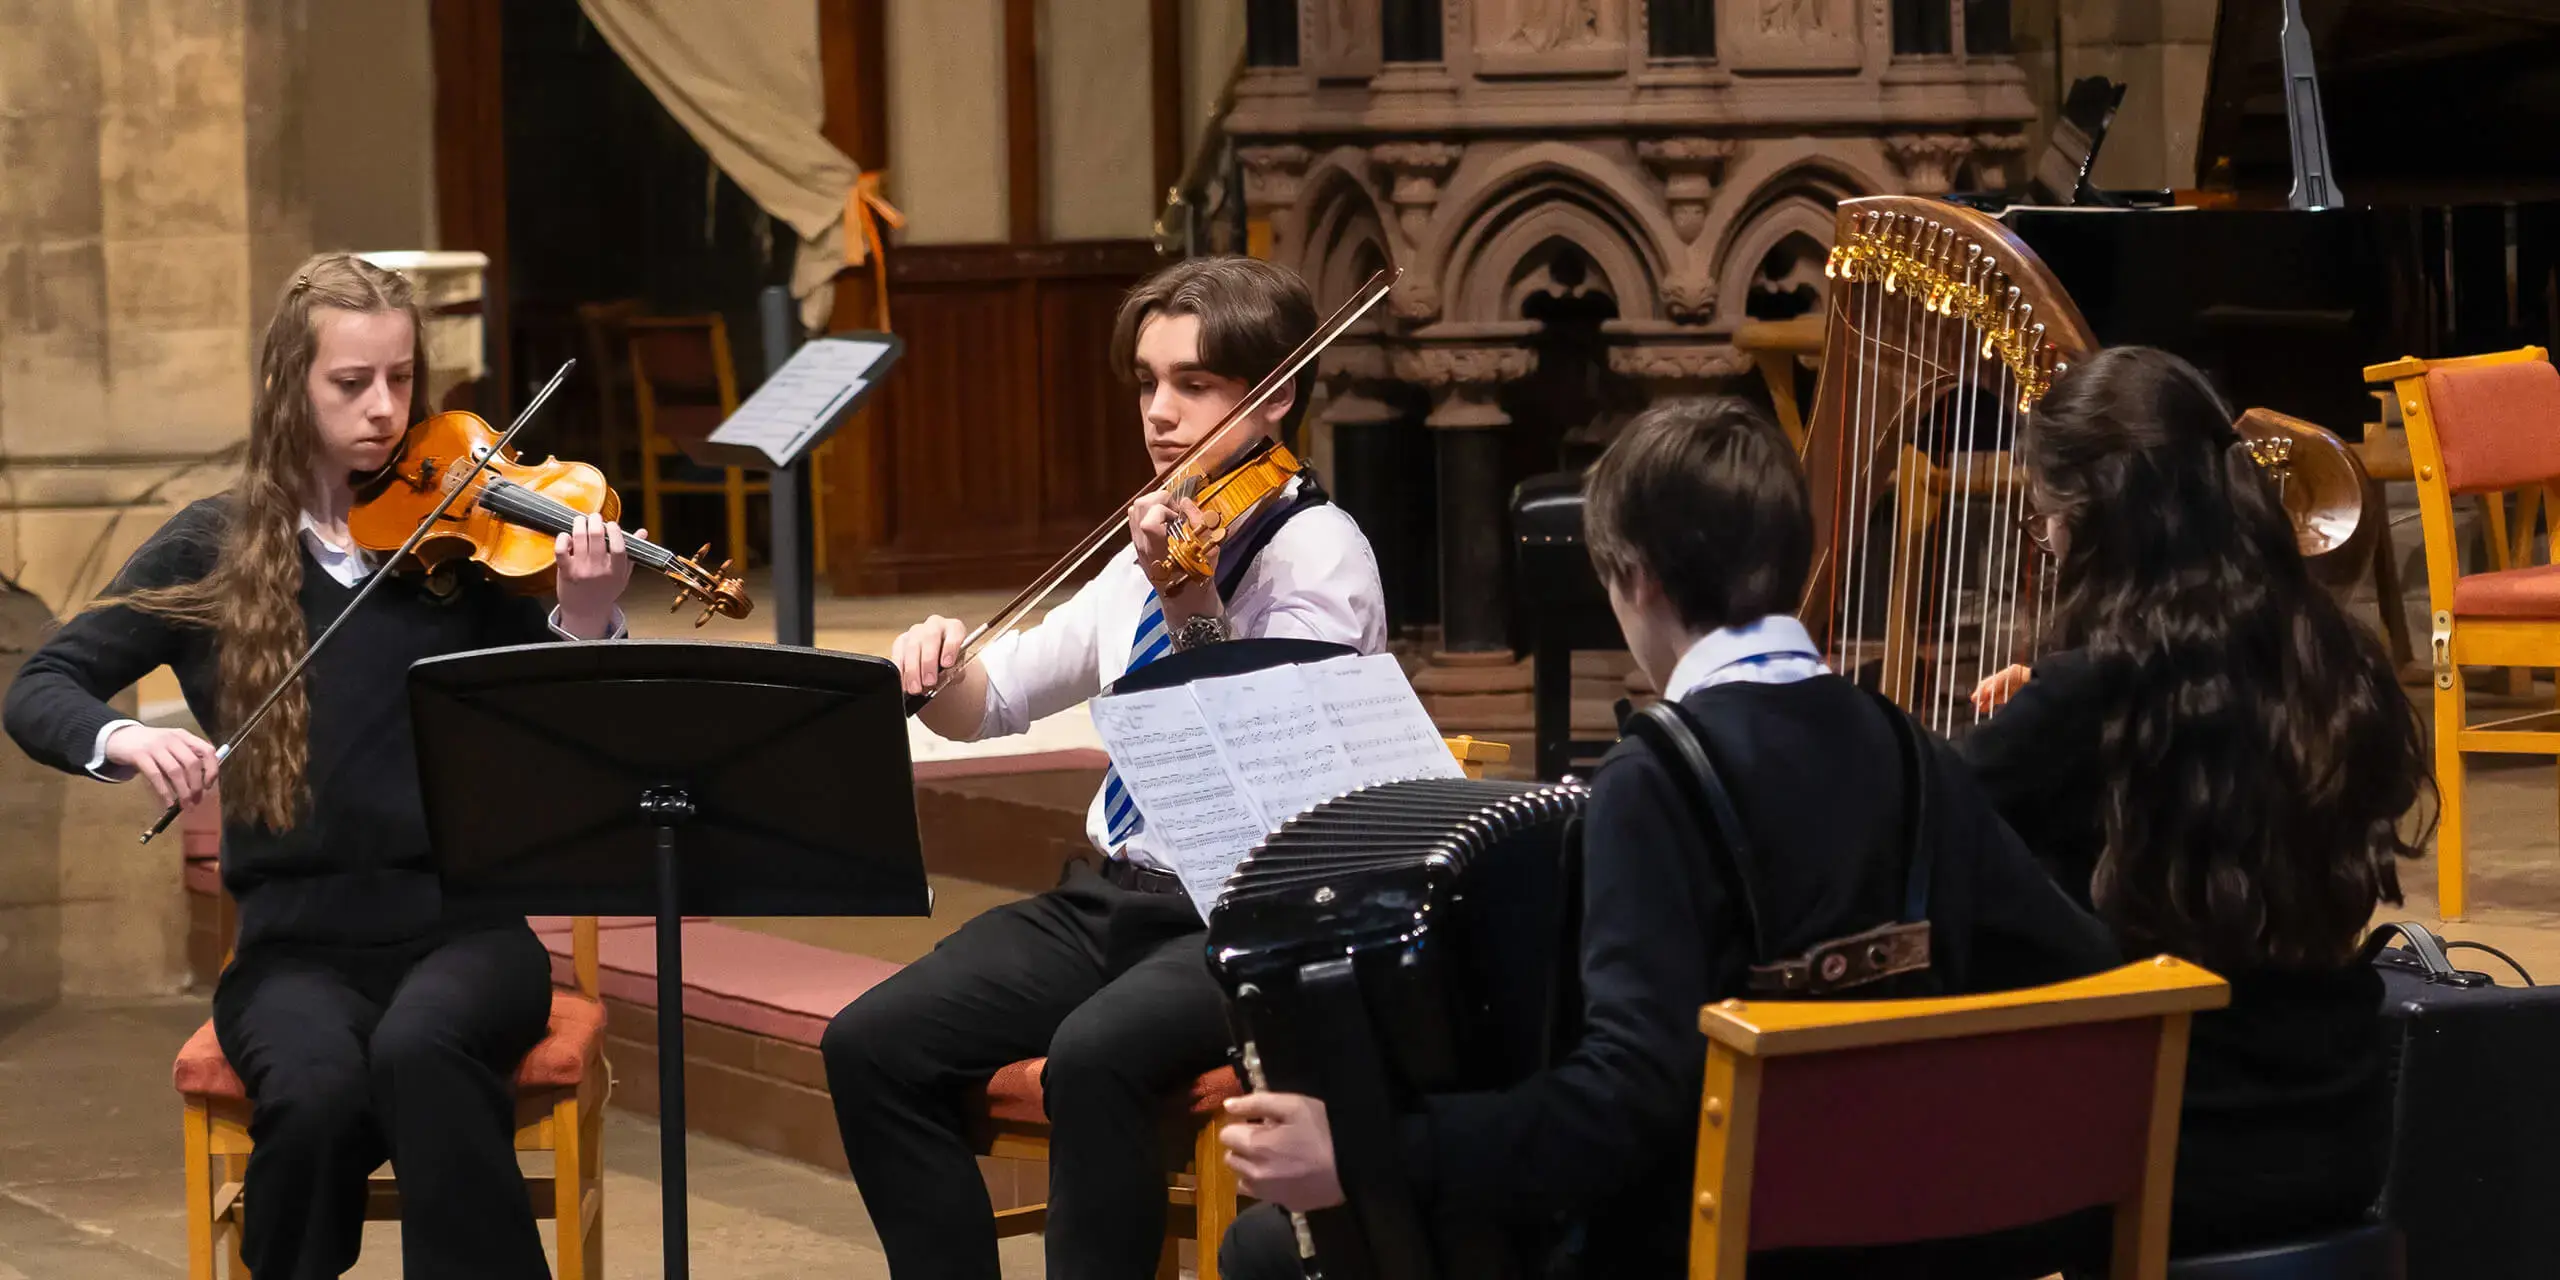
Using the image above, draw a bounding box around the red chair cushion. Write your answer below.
[976,1057,1244,1128]
[2426,359,2560,495]
[172,992,605,1101]
[2451,562,2560,619]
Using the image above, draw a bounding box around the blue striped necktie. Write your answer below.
[1100,591,1172,845]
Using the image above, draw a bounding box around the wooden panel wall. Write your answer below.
[428,0,508,414]
[824,242,1161,594]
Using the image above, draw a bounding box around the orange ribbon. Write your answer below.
[843,170,907,332]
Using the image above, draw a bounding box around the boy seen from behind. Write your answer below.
[1216,397,2121,1279]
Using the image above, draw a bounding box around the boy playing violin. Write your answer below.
[821,256,1388,1280]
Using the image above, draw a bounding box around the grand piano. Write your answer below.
[1513,0,2560,779]
[1999,0,2560,438]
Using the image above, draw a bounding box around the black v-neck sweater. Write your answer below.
[4,497,558,948]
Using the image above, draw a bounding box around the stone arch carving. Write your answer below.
[1714,180,1850,325]
[1295,152,1400,314]
[1427,144,1681,325]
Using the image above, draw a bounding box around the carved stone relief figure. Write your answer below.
[1303,0,1381,79]
[1721,0,1860,70]
[1504,0,1601,52]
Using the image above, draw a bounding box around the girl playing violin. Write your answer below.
[4,253,639,1280]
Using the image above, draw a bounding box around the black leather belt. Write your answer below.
[1101,857,1187,897]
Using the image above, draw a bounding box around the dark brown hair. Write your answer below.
[2025,346,2431,971]
[1584,396,1811,634]
[1109,256,1320,433]
[100,252,428,831]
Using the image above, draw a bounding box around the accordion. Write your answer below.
[1207,777,1592,1280]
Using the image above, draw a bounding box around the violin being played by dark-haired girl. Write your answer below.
[1961,345,2432,1261]
[2,252,644,1280]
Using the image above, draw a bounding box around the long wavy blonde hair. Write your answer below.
[108,253,429,830]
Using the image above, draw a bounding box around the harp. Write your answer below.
[1801,196,2092,730]
[1800,195,2371,728]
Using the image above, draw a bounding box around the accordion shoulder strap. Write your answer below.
[1629,692,1935,996]
[1627,700,1770,966]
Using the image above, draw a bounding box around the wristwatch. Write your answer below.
[1172,614,1230,652]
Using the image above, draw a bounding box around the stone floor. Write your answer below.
[0,996,1050,1279]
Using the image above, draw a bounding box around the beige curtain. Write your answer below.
[576,0,860,329]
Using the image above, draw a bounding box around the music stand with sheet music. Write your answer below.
[661,295,903,649]
[409,640,930,1280]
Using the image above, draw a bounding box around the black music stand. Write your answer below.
[409,640,930,1280]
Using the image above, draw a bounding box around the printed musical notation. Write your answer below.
[1087,652,1460,916]
[1089,689,1269,913]
[1305,653,1469,781]
[1189,667,1358,829]
[706,337,895,467]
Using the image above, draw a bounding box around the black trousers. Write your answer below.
[822,862,1233,1280]
[1222,1203,1311,1280]
[211,921,554,1280]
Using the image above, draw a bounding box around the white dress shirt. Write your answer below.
[86,512,626,780]
[967,491,1387,870]
[1659,614,1831,701]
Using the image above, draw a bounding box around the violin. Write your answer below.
[905,266,1399,714]
[349,410,752,624]
[1153,438,1307,593]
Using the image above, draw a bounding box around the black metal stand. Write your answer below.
[760,286,818,650]
[642,785,695,1279]
[407,640,930,1277]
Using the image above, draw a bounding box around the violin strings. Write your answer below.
[475,477,681,573]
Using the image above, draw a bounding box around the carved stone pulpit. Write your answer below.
[1230,0,2036,721]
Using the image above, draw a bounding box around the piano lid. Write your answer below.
[2199,0,2560,204]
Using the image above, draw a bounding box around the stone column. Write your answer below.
[0,0,310,1001]
[1398,340,1535,722]
[1236,142,1310,263]
[1319,344,1435,633]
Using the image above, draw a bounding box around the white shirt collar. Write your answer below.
[1661,614,1828,701]
[296,510,377,585]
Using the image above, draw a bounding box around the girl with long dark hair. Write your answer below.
[5,253,639,1279]
[1965,345,2431,1253]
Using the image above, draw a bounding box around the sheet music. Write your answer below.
[1303,653,1467,781]
[706,338,894,466]
[1088,687,1272,915]
[1187,666,1360,830]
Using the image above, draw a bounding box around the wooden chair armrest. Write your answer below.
[1699,957,2229,1057]
[2367,347,2550,385]
[1442,736,1511,777]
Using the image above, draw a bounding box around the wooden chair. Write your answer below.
[1732,316,1825,453]
[2366,347,2560,919]
[2353,394,2420,677]
[178,918,611,1279]
[627,315,833,577]
[974,735,1512,1280]
[1688,956,2230,1280]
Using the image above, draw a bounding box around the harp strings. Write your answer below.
[1817,209,2064,723]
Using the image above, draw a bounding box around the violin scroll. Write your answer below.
[669,543,753,626]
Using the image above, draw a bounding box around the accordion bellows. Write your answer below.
[1207,777,1590,1280]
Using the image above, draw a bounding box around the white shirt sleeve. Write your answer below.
[87,719,142,782]
[969,572,1110,740]
[1225,508,1388,654]
[548,605,628,641]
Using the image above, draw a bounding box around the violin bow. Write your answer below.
[911,265,1401,711]
[139,360,579,845]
